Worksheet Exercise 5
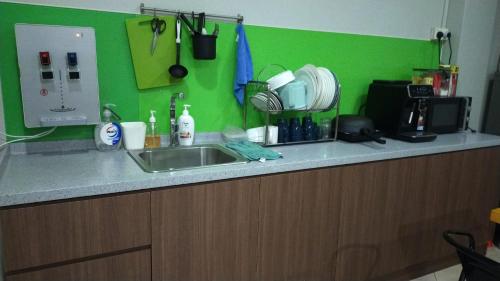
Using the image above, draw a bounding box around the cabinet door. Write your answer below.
[335,147,500,281]
[0,192,151,272]
[151,178,260,281]
[442,148,500,252]
[5,249,151,281]
[258,168,341,281]
[335,157,414,281]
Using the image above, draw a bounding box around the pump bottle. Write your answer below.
[178,104,195,146]
[145,110,160,148]
[94,104,122,151]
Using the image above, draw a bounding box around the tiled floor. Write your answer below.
[410,246,500,281]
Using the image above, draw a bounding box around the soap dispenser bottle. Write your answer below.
[178,104,195,146]
[145,110,160,148]
[94,104,122,151]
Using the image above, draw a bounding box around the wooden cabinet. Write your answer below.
[0,192,151,273]
[335,148,500,281]
[335,156,413,281]
[151,178,260,281]
[257,168,341,281]
[5,250,151,281]
[1,147,499,281]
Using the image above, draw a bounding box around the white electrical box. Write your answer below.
[15,24,100,128]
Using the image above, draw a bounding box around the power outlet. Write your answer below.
[431,27,450,41]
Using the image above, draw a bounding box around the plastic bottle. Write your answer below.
[145,110,160,148]
[178,104,195,146]
[94,104,122,151]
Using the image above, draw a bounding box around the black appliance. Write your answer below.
[334,115,386,143]
[366,80,471,142]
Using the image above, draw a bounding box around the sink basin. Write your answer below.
[128,144,248,173]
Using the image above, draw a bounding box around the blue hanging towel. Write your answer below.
[234,23,253,106]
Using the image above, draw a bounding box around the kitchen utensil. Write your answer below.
[125,16,178,89]
[169,16,188,79]
[212,23,219,36]
[277,118,289,143]
[289,118,303,142]
[198,12,206,34]
[246,126,278,144]
[277,80,307,110]
[192,33,217,60]
[250,91,283,113]
[295,66,318,110]
[180,13,196,35]
[266,70,295,90]
[319,118,331,139]
[121,122,147,150]
[335,115,386,144]
[150,17,166,55]
[302,115,314,140]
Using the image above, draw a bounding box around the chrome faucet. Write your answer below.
[169,92,185,146]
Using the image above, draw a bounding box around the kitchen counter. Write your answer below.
[0,132,499,207]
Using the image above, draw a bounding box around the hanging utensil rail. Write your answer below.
[140,3,244,23]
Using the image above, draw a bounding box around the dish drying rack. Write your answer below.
[243,80,341,147]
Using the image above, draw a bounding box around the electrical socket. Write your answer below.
[431,27,450,41]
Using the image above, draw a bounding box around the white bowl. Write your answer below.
[266,70,295,90]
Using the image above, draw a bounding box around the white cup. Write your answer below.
[121,122,146,150]
[246,126,278,144]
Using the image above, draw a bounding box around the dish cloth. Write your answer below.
[233,23,253,106]
[225,141,281,161]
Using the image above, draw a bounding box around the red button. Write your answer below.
[39,51,51,66]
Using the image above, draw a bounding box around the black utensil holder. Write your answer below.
[192,34,217,60]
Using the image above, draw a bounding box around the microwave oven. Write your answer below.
[366,80,471,142]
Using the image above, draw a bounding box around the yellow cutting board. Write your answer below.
[125,16,179,89]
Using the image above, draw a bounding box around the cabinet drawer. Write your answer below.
[5,249,151,281]
[0,192,151,272]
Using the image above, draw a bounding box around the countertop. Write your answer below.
[0,132,499,207]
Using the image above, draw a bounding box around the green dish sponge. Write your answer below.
[225,141,282,161]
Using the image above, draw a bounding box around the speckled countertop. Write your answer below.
[0,132,499,207]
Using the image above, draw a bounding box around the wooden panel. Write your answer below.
[0,192,151,272]
[335,157,413,281]
[6,249,151,281]
[335,147,500,281]
[258,168,341,281]
[151,178,260,281]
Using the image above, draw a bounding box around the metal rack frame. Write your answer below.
[243,80,341,146]
[140,3,244,23]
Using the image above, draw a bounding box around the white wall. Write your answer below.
[447,0,498,130]
[487,2,500,77]
[3,0,446,40]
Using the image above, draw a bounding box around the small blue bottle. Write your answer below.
[289,117,303,142]
[277,118,289,143]
[302,115,314,141]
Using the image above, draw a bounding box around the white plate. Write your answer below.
[295,67,317,110]
[318,67,334,109]
[303,65,322,110]
[323,69,339,109]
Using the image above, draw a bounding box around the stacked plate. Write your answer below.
[250,90,283,113]
[294,64,339,111]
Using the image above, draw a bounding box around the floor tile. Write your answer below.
[434,264,461,281]
[486,245,500,262]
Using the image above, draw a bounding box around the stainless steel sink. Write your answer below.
[128,144,248,173]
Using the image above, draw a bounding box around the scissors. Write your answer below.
[150,17,166,55]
